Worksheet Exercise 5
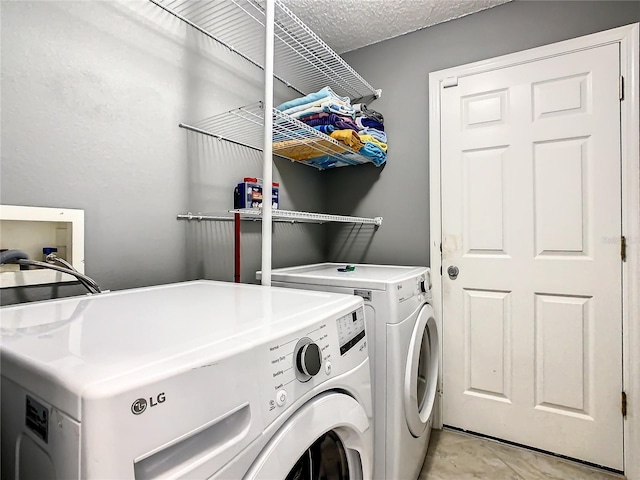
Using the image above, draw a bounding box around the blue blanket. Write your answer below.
[276,86,349,112]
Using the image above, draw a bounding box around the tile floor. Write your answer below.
[419,429,625,480]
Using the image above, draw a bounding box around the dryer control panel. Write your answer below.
[418,271,432,303]
[259,306,367,425]
[392,271,433,320]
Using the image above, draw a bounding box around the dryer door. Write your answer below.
[404,305,439,437]
[244,392,372,480]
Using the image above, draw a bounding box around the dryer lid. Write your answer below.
[263,263,429,290]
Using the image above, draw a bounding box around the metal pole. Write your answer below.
[261,0,275,287]
[234,213,241,283]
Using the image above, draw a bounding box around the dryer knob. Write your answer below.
[296,342,322,377]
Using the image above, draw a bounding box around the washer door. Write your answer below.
[244,392,372,480]
[404,305,439,437]
[284,431,350,480]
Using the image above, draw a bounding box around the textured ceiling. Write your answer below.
[281,0,512,54]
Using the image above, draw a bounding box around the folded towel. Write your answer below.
[301,113,359,131]
[277,86,349,112]
[322,102,355,117]
[299,112,330,122]
[272,142,385,168]
[281,96,329,116]
[358,127,387,143]
[273,138,347,161]
[330,129,364,151]
[288,101,355,120]
[356,117,384,131]
[358,134,387,152]
[287,104,326,119]
[358,142,387,166]
[281,95,351,116]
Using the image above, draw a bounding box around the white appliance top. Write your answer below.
[0,280,361,398]
[263,263,429,290]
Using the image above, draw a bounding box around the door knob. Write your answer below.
[447,265,459,279]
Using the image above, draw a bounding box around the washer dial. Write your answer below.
[294,337,322,382]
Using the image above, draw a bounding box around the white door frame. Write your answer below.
[429,24,639,478]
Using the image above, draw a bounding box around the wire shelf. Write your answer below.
[177,210,382,226]
[231,208,383,225]
[180,102,380,170]
[150,0,380,101]
[177,213,237,222]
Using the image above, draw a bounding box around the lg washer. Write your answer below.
[1,280,373,479]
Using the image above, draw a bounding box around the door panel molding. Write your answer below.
[429,23,639,479]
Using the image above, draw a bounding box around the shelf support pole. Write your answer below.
[234,213,241,283]
[261,0,275,286]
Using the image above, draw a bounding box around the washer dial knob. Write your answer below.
[293,337,323,382]
[297,342,322,377]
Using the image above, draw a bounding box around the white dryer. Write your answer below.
[0,280,373,479]
[263,263,439,480]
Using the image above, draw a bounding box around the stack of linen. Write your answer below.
[273,86,387,169]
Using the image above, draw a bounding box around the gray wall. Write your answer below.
[327,0,639,267]
[1,1,324,304]
[2,1,638,304]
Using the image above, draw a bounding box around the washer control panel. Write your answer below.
[337,308,366,356]
[259,306,367,424]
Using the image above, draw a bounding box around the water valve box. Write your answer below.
[234,177,279,209]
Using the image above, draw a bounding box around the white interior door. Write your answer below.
[440,43,623,469]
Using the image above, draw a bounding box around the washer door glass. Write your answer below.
[404,306,439,437]
[244,393,370,480]
[285,431,350,480]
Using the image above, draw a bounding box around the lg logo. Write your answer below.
[131,393,166,415]
[131,398,147,415]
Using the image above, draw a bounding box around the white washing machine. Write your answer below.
[0,280,373,479]
[262,263,439,480]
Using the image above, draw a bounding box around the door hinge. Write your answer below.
[621,236,627,262]
[440,242,443,253]
[440,265,443,276]
[622,391,627,417]
[619,76,624,101]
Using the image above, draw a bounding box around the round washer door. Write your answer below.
[244,392,372,480]
[404,304,439,437]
